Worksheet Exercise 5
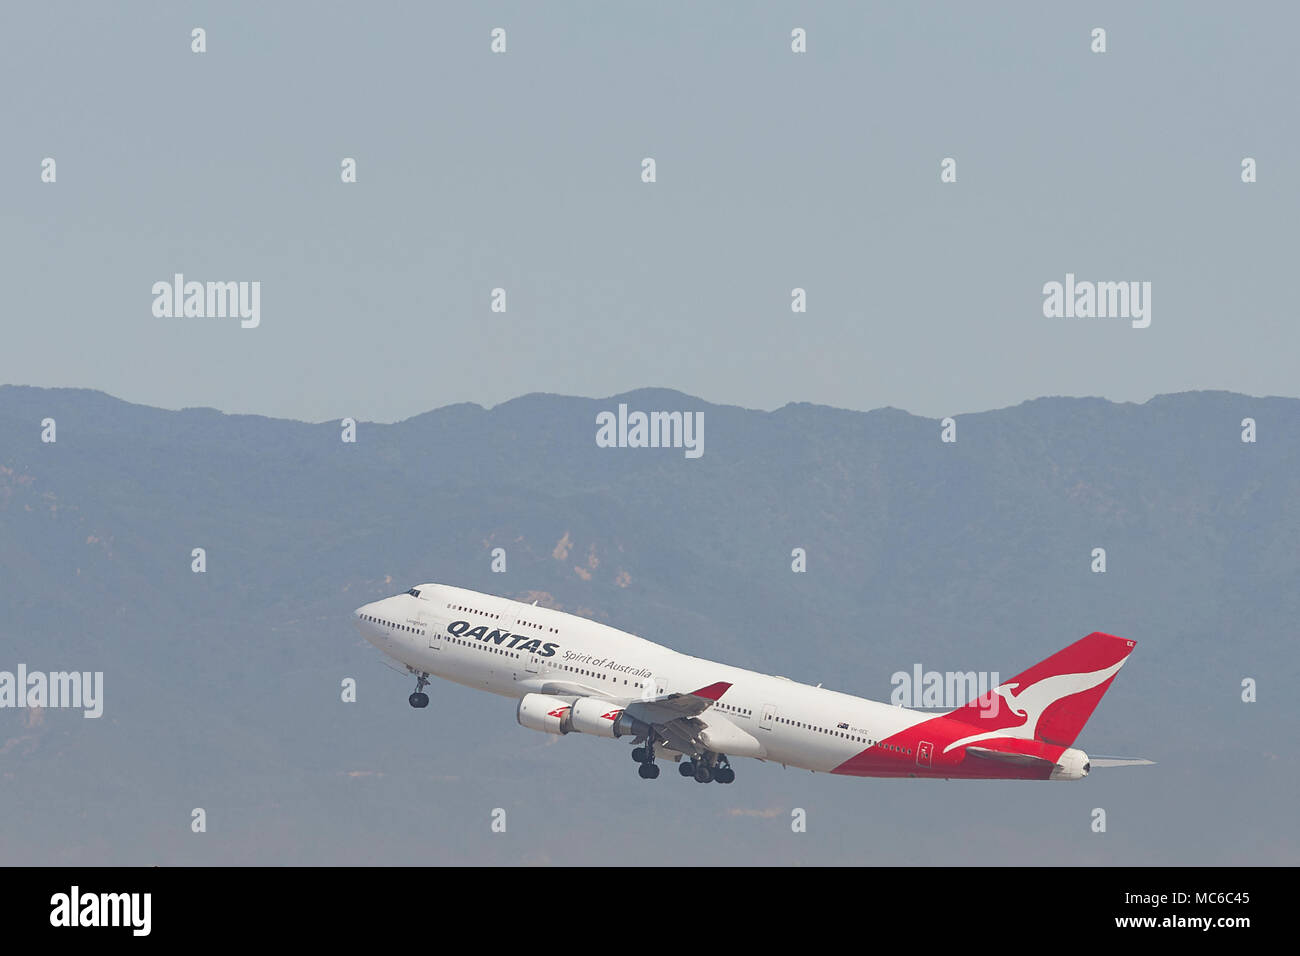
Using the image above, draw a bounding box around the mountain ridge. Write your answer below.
[0,386,1294,864]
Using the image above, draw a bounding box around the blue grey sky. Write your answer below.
[3,2,1296,422]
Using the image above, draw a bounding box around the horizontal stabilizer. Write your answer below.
[964,746,1055,769]
[1089,756,1156,768]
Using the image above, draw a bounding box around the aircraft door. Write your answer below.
[423,613,442,650]
[759,704,776,731]
[916,741,933,769]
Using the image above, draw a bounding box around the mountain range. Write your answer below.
[1,385,1295,865]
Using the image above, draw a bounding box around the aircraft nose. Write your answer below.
[354,603,383,646]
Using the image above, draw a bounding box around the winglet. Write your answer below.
[690,681,732,701]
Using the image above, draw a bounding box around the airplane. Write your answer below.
[354,582,1152,784]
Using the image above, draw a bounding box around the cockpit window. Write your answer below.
[407,588,421,597]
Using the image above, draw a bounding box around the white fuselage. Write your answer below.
[355,582,940,774]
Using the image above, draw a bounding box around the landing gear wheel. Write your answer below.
[632,747,648,764]
[694,763,714,783]
[715,767,735,784]
[638,762,660,779]
[408,671,431,708]
[679,761,695,777]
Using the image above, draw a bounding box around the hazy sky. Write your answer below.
[3,2,1296,422]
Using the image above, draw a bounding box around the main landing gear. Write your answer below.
[680,753,735,784]
[633,742,734,783]
[408,671,430,708]
[632,741,661,779]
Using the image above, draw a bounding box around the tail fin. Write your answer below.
[946,632,1135,748]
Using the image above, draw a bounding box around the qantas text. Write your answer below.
[447,620,558,657]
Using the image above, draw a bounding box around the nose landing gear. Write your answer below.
[408,671,431,708]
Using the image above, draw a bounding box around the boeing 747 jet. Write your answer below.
[354,583,1149,784]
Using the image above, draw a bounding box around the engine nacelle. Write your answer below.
[569,697,625,738]
[611,710,652,740]
[517,693,573,735]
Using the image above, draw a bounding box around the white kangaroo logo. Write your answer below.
[943,657,1128,754]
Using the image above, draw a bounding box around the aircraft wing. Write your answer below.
[622,682,771,759]
[530,680,743,757]
[621,681,732,725]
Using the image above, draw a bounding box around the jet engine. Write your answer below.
[569,697,625,738]
[517,694,574,735]
[610,710,652,740]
